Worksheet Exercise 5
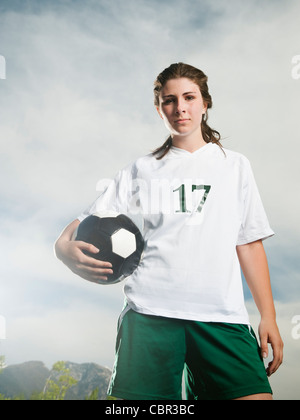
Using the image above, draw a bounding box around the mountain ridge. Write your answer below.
[0,360,112,400]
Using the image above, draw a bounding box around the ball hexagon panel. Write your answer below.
[111,228,137,258]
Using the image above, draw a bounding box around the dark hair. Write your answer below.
[153,62,222,159]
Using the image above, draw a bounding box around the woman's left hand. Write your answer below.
[258,318,284,376]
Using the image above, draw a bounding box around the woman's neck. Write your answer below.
[171,131,207,153]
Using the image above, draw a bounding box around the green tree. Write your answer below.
[0,355,5,371]
[85,387,99,400]
[33,361,78,400]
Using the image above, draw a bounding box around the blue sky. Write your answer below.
[0,0,299,399]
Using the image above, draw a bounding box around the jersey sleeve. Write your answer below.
[236,157,274,245]
[77,168,131,222]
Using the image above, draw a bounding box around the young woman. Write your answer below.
[55,63,283,400]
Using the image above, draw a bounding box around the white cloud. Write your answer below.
[0,316,6,340]
[2,298,123,369]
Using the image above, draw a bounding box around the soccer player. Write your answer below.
[55,63,283,400]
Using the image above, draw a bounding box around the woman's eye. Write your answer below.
[162,95,195,105]
[163,99,174,105]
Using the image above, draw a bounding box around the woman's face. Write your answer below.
[157,77,207,139]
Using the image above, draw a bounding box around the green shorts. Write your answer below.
[107,308,272,400]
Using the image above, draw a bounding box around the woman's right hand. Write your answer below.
[54,219,113,284]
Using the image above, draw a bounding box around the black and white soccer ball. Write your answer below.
[73,211,144,284]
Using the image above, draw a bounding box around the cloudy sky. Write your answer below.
[0,0,299,399]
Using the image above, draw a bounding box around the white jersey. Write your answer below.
[78,143,274,324]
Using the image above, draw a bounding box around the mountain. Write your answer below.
[61,361,112,400]
[0,361,112,400]
[0,361,49,399]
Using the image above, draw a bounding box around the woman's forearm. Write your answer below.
[54,219,80,261]
[237,240,284,375]
[236,240,276,320]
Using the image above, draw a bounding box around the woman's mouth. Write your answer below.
[175,119,190,124]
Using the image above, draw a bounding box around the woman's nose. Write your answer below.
[175,99,186,114]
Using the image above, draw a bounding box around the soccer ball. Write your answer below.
[73,211,144,284]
